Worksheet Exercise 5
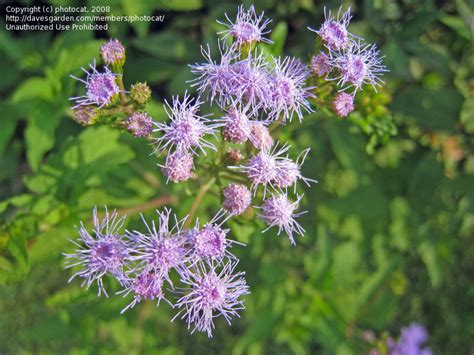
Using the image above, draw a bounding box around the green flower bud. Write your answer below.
[130,82,152,105]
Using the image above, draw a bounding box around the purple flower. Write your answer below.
[129,208,189,282]
[310,52,332,77]
[273,148,316,191]
[230,51,271,113]
[100,39,126,66]
[331,42,387,93]
[249,122,273,150]
[160,150,194,183]
[190,221,234,261]
[190,44,237,107]
[64,207,130,296]
[309,7,353,51]
[389,322,432,355]
[153,92,219,155]
[332,92,355,117]
[232,143,290,196]
[259,194,306,245]
[70,60,121,108]
[173,261,249,337]
[267,57,314,122]
[221,105,252,144]
[222,183,252,215]
[126,112,154,137]
[118,270,166,313]
[217,5,272,48]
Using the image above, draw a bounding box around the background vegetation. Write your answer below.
[0,0,473,353]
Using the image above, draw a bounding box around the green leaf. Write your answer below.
[12,77,54,102]
[66,126,135,166]
[269,22,288,56]
[0,103,19,155]
[51,40,102,79]
[120,0,154,37]
[440,15,471,40]
[0,230,30,286]
[132,32,199,61]
[25,104,62,171]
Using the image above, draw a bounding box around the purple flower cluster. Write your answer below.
[65,207,249,336]
[388,322,432,355]
[65,4,388,336]
[191,6,314,123]
[177,6,317,245]
[309,6,387,117]
[228,142,316,244]
[70,39,156,138]
[153,92,220,183]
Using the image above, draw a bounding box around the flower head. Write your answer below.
[230,51,271,113]
[126,112,153,137]
[389,322,432,355]
[309,7,353,51]
[249,122,273,150]
[119,271,166,313]
[70,60,121,108]
[217,5,272,48]
[173,261,249,337]
[190,44,237,107]
[153,93,218,155]
[223,183,252,215]
[273,148,316,191]
[310,52,332,77]
[161,150,194,183]
[190,222,233,261]
[259,194,306,245]
[221,105,252,144]
[268,57,314,122]
[332,92,355,117]
[331,42,387,93]
[232,143,289,196]
[100,39,126,66]
[64,207,129,296]
[129,208,189,282]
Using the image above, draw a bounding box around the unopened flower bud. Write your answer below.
[228,149,243,162]
[72,105,98,126]
[100,39,126,67]
[130,82,152,105]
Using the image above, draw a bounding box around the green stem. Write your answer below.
[183,177,216,229]
[116,75,129,106]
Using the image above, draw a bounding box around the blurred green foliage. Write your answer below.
[1,0,473,354]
